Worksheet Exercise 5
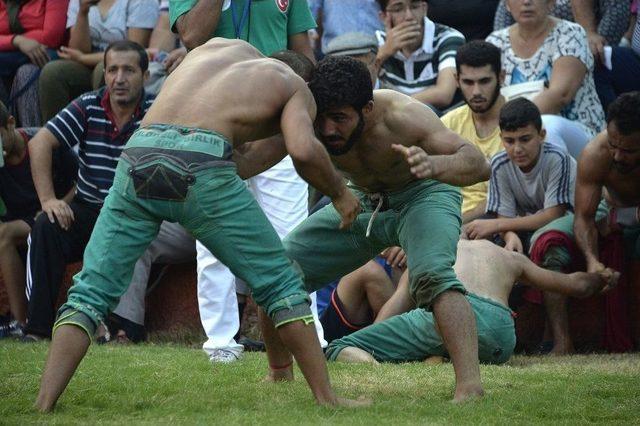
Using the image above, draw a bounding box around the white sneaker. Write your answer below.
[209,348,241,364]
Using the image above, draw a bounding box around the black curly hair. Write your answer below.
[608,92,640,136]
[499,98,542,132]
[309,55,373,115]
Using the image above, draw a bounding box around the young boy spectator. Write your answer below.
[441,41,506,223]
[465,98,577,254]
[0,100,76,338]
[375,0,465,113]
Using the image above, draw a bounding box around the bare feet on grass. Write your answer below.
[264,365,294,382]
[452,383,484,403]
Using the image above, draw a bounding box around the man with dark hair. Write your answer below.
[527,92,640,354]
[23,41,154,341]
[441,40,505,224]
[270,50,315,83]
[0,101,76,338]
[34,38,363,412]
[104,40,151,74]
[261,55,492,402]
[465,98,576,255]
[374,0,465,112]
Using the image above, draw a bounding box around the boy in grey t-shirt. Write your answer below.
[465,98,576,253]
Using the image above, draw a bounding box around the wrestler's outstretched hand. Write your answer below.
[332,189,360,230]
[391,144,433,179]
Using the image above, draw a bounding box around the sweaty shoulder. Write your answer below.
[578,131,610,177]
[376,90,435,130]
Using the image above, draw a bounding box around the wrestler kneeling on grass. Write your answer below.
[325,240,617,364]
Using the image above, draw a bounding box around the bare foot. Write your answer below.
[424,356,444,364]
[336,347,379,364]
[318,395,373,408]
[452,384,484,403]
[549,344,574,356]
[263,367,294,382]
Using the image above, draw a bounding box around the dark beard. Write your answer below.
[322,112,364,156]
[612,160,639,174]
[466,83,501,114]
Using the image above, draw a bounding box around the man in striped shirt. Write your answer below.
[23,41,154,340]
[374,0,465,113]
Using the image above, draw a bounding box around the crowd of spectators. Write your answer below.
[1,0,639,359]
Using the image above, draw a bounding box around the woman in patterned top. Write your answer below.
[487,0,606,159]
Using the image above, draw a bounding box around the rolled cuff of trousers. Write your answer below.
[268,294,314,328]
[53,306,97,342]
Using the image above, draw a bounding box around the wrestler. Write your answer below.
[263,56,492,402]
[324,240,616,364]
[34,38,364,412]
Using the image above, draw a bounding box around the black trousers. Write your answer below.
[25,198,101,337]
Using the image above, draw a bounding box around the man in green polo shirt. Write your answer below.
[170,0,316,56]
[168,0,322,363]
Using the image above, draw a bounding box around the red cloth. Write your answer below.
[526,229,633,352]
[525,230,580,304]
[0,0,69,51]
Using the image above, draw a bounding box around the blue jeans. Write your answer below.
[0,49,58,77]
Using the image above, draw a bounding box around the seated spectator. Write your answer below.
[39,0,159,122]
[594,1,640,112]
[22,41,154,341]
[308,0,383,57]
[0,0,68,127]
[441,41,506,223]
[427,0,500,41]
[0,100,76,338]
[487,0,606,159]
[465,98,576,255]
[325,32,380,88]
[374,0,465,113]
[528,92,640,354]
[494,0,629,61]
[325,239,613,365]
[104,221,195,343]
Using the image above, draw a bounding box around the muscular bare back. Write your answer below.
[454,240,522,307]
[142,38,309,148]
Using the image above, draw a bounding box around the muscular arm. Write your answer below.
[573,143,606,271]
[233,136,287,180]
[280,87,346,199]
[391,100,490,186]
[175,0,224,50]
[533,56,586,115]
[411,68,458,110]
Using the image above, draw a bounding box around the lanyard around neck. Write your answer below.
[231,0,252,40]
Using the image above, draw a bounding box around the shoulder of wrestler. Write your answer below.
[576,131,610,180]
[377,90,433,133]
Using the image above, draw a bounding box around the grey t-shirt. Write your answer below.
[487,143,576,218]
[67,0,160,51]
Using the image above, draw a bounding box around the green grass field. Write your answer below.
[1,341,639,425]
